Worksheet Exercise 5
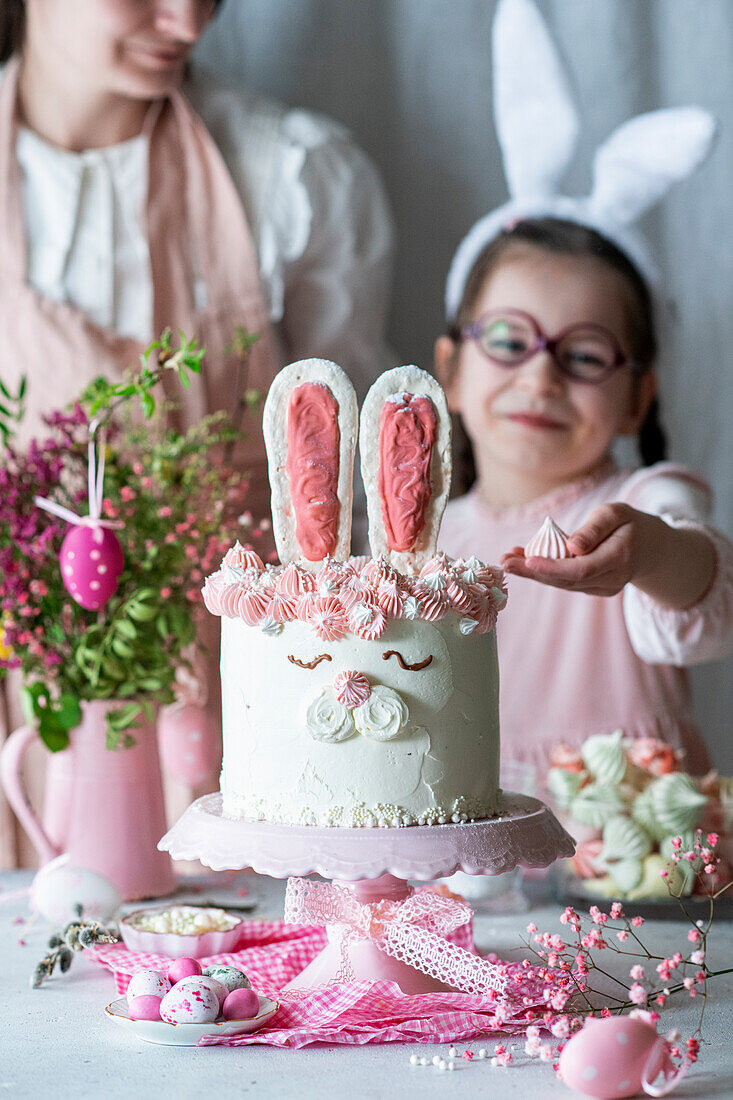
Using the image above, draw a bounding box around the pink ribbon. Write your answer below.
[34,425,123,530]
[284,877,507,998]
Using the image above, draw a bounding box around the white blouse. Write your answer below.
[8,66,396,405]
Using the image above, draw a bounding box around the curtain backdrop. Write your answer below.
[196,0,733,772]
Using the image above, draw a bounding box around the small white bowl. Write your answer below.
[119,905,245,959]
[106,995,279,1046]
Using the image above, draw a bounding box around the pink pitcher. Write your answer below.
[0,700,175,900]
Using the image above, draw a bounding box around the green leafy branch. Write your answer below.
[0,375,26,447]
[81,328,205,425]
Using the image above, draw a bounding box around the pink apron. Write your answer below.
[0,57,279,867]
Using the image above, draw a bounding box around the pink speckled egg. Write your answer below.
[160,980,219,1024]
[157,704,220,786]
[126,969,171,1004]
[60,524,124,610]
[166,957,202,984]
[222,987,260,1020]
[128,994,164,1021]
[182,974,228,1011]
[559,1017,679,1098]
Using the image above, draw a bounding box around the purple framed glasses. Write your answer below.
[456,309,632,383]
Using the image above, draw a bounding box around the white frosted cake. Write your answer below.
[202,360,507,827]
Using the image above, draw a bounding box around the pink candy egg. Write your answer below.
[160,980,219,1024]
[166,957,202,984]
[126,969,171,1004]
[180,974,228,1011]
[157,704,220,787]
[559,1017,678,1098]
[222,987,260,1020]
[60,524,124,610]
[128,994,164,1021]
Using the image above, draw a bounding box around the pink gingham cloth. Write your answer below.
[86,915,548,1047]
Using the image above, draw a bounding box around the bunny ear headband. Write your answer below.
[444,0,717,320]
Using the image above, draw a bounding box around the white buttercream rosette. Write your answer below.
[353,685,409,742]
[305,688,355,743]
[304,683,410,743]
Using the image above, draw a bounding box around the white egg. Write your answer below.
[30,858,122,925]
[160,980,220,1024]
[126,969,171,1005]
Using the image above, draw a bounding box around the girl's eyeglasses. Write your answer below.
[453,309,632,384]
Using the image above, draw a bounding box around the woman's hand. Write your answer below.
[501,503,717,609]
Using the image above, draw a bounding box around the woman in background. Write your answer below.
[0,0,394,867]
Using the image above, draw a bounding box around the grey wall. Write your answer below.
[196,0,733,772]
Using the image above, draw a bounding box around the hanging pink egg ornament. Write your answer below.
[35,423,125,612]
[60,524,124,610]
[558,1016,687,1099]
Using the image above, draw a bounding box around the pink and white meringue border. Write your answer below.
[201,545,507,640]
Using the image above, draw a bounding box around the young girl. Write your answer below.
[432,0,733,781]
[436,215,733,778]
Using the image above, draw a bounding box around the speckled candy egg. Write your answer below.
[126,969,171,1004]
[60,524,124,610]
[203,965,251,994]
[159,979,220,1024]
[189,975,228,1011]
[559,1017,678,1098]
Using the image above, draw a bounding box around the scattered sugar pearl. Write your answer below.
[409,1054,419,1066]
[478,1048,488,1059]
[419,1057,430,1066]
[438,1061,448,1072]
[491,1057,498,1066]
[448,1046,457,1057]
[432,1055,442,1067]
[448,1061,455,1071]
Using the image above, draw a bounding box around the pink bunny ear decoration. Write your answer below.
[445,0,717,320]
[263,359,358,566]
[35,425,124,611]
[360,366,451,574]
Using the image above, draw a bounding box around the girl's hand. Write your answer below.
[500,503,716,608]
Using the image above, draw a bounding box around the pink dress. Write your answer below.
[438,461,733,777]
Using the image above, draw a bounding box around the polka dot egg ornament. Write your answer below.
[60,524,124,610]
[558,1015,688,1098]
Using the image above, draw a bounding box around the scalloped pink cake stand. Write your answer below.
[159,791,574,994]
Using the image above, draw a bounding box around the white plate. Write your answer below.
[105,995,279,1046]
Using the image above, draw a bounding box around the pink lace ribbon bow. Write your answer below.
[284,877,507,998]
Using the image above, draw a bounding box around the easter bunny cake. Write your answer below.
[202,361,507,827]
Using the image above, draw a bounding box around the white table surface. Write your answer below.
[2,869,733,1100]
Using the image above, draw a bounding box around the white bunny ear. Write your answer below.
[263,359,358,566]
[588,107,717,227]
[360,366,451,574]
[493,0,579,199]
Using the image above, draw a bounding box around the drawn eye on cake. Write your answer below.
[287,653,332,670]
[382,650,433,672]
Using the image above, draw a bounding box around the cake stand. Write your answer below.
[159,792,575,994]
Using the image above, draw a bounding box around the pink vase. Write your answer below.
[0,700,175,901]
